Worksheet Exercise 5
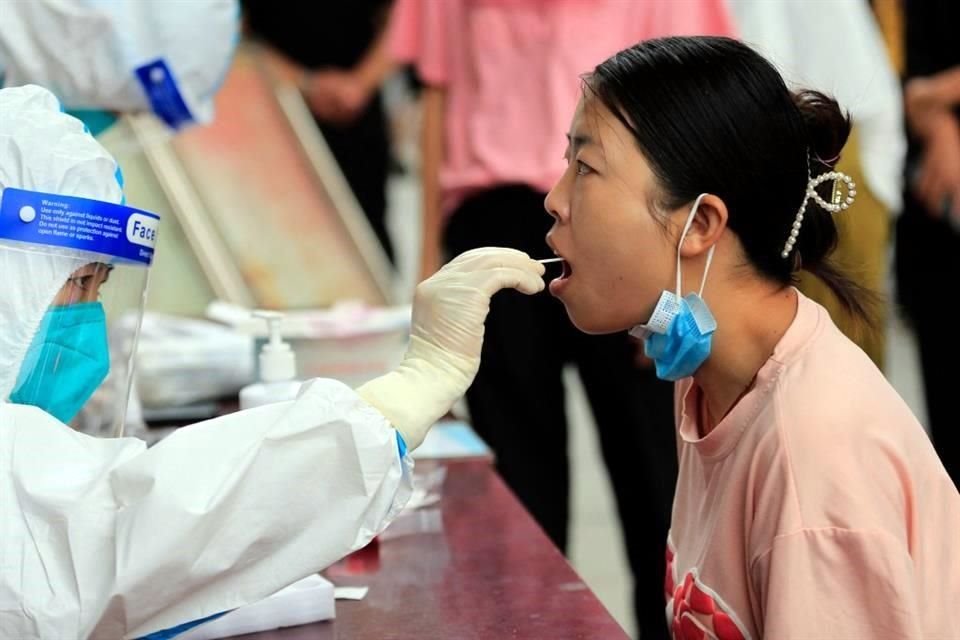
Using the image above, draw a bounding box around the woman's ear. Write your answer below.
[679,194,728,258]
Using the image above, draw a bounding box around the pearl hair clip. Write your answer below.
[781,168,856,259]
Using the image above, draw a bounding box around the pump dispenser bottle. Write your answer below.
[239,311,303,410]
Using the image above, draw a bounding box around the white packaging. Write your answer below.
[177,575,335,640]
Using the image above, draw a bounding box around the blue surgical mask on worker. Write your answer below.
[629,194,717,381]
[11,302,111,424]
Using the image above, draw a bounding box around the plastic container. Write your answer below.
[210,301,411,389]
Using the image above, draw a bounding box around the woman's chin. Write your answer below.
[561,301,635,336]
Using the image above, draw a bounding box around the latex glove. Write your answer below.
[358,248,545,450]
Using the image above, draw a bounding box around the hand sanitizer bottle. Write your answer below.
[239,311,303,410]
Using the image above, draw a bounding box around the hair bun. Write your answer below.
[792,90,851,169]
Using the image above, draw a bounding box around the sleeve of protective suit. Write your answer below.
[1,379,411,640]
[0,0,237,121]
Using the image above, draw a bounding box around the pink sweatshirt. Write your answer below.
[388,0,734,217]
[667,291,960,639]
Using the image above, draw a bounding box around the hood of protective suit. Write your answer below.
[0,85,123,400]
[0,0,238,127]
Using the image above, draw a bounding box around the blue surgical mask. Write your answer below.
[629,194,718,382]
[11,302,111,423]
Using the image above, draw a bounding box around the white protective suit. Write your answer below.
[0,0,238,127]
[0,85,546,639]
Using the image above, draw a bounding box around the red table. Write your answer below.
[233,461,630,639]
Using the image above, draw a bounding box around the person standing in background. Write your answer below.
[243,1,398,265]
[727,0,905,370]
[388,2,734,637]
[897,0,960,487]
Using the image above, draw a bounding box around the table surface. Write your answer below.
[232,460,629,639]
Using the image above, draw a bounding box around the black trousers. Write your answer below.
[315,93,394,264]
[896,203,960,487]
[445,185,677,640]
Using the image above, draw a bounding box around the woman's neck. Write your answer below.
[692,281,798,436]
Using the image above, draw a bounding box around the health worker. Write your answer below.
[0,84,545,639]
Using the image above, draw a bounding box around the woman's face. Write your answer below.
[545,95,679,334]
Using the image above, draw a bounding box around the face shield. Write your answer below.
[0,189,157,435]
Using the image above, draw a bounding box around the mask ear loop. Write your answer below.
[675,193,714,298]
[698,245,715,297]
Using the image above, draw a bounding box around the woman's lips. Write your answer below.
[547,257,572,295]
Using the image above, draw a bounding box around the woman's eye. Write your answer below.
[575,160,592,176]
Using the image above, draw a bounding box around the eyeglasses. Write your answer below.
[65,264,114,292]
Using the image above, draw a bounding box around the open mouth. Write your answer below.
[541,255,572,280]
[545,254,573,296]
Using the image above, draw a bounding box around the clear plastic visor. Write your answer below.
[0,187,158,437]
[4,241,149,437]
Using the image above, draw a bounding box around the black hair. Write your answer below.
[586,36,877,323]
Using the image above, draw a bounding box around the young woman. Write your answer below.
[544,36,960,638]
[389,6,733,636]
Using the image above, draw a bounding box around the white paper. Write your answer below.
[177,575,335,639]
[334,586,370,601]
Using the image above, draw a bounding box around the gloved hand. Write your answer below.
[358,248,545,450]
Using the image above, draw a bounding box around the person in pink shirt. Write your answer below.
[544,35,960,638]
[389,3,734,638]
